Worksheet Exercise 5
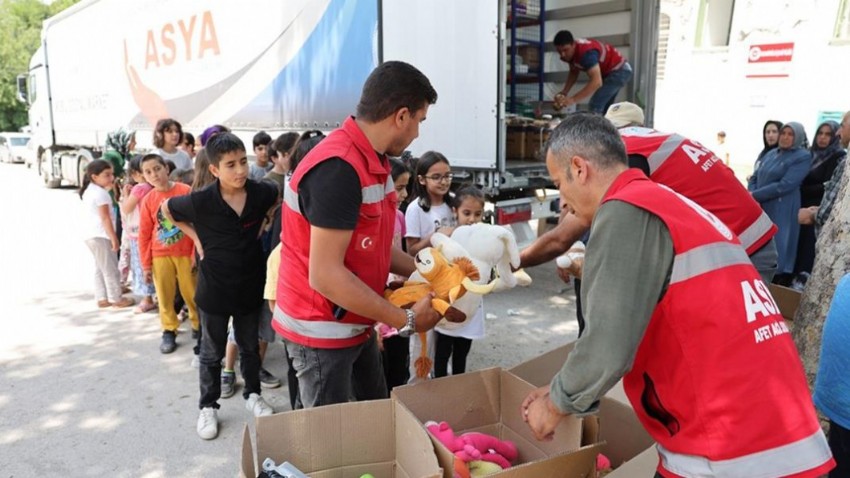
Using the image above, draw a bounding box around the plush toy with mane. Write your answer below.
[386,245,497,377]
[424,421,518,477]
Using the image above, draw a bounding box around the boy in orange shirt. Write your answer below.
[138,153,199,354]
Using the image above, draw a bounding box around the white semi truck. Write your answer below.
[18,0,657,237]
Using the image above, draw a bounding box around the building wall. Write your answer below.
[655,0,850,180]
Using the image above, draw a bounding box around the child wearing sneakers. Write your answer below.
[138,154,200,354]
[162,132,279,440]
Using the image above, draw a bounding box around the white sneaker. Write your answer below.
[245,393,274,417]
[197,407,218,440]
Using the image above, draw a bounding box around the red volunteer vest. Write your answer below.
[273,117,396,349]
[603,170,833,478]
[570,38,626,76]
[620,127,776,254]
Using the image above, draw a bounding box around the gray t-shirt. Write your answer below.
[550,200,674,416]
[154,148,192,171]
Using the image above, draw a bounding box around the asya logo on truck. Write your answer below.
[142,10,220,69]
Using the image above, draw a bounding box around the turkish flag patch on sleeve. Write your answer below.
[354,234,375,252]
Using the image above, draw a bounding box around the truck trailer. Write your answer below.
[18,0,658,238]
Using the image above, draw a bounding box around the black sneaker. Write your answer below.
[259,367,281,389]
[160,331,177,354]
[191,328,201,340]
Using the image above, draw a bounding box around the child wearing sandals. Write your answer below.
[80,159,135,309]
[119,155,157,313]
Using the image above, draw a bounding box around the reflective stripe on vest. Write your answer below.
[737,210,774,251]
[646,133,686,173]
[671,241,751,285]
[658,430,832,478]
[274,306,370,339]
[282,177,394,216]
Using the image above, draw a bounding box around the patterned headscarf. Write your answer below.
[105,128,136,157]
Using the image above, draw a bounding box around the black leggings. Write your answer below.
[434,331,472,378]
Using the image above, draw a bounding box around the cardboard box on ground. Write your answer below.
[509,342,656,477]
[768,283,802,321]
[392,368,603,478]
[239,399,442,478]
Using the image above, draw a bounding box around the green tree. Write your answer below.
[0,0,80,131]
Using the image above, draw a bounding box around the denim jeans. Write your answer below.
[589,62,633,114]
[284,331,388,408]
[198,306,262,409]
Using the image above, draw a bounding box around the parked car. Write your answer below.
[23,137,37,169]
[0,132,32,164]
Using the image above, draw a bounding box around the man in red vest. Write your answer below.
[521,113,833,477]
[273,61,449,408]
[553,30,632,114]
[520,102,778,335]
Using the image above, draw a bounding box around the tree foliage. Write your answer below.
[0,0,80,131]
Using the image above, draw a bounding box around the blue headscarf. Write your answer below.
[809,120,844,169]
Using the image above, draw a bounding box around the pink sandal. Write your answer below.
[134,300,157,314]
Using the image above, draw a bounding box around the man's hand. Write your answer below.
[143,270,153,284]
[798,206,817,225]
[193,239,205,260]
[410,293,442,332]
[521,386,568,442]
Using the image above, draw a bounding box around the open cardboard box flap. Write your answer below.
[392,368,594,477]
[240,399,441,478]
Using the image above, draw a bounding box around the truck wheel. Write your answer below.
[41,150,61,188]
[76,157,89,188]
[44,174,61,189]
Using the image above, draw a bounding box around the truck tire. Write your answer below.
[76,157,89,189]
[40,150,61,188]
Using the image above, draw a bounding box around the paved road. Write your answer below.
[0,161,577,477]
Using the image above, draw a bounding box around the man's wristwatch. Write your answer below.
[397,309,416,338]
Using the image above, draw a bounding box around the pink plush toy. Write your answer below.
[459,432,518,469]
[424,421,518,471]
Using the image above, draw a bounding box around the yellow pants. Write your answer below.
[152,255,199,332]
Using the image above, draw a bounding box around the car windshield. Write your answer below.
[10,137,29,146]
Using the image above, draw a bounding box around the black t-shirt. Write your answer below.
[298,158,361,229]
[168,179,278,316]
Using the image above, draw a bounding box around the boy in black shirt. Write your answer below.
[163,132,279,440]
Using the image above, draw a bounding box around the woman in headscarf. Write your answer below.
[793,120,845,286]
[102,128,136,178]
[748,122,812,286]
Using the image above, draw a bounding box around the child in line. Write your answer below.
[138,154,200,355]
[153,118,192,171]
[249,131,273,181]
[404,151,456,382]
[191,148,216,191]
[378,158,413,390]
[433,186,487,377]
[264,132,300,192]
[163,132,279,440]
[119,156,156,313]
[80,159,135,309]
[180,132,196,160]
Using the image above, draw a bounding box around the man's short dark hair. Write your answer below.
[553,30,575,47]
[253,131,272,149]
[546,113,627,173]
[205,132,246,166]
[356,61,438,123]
